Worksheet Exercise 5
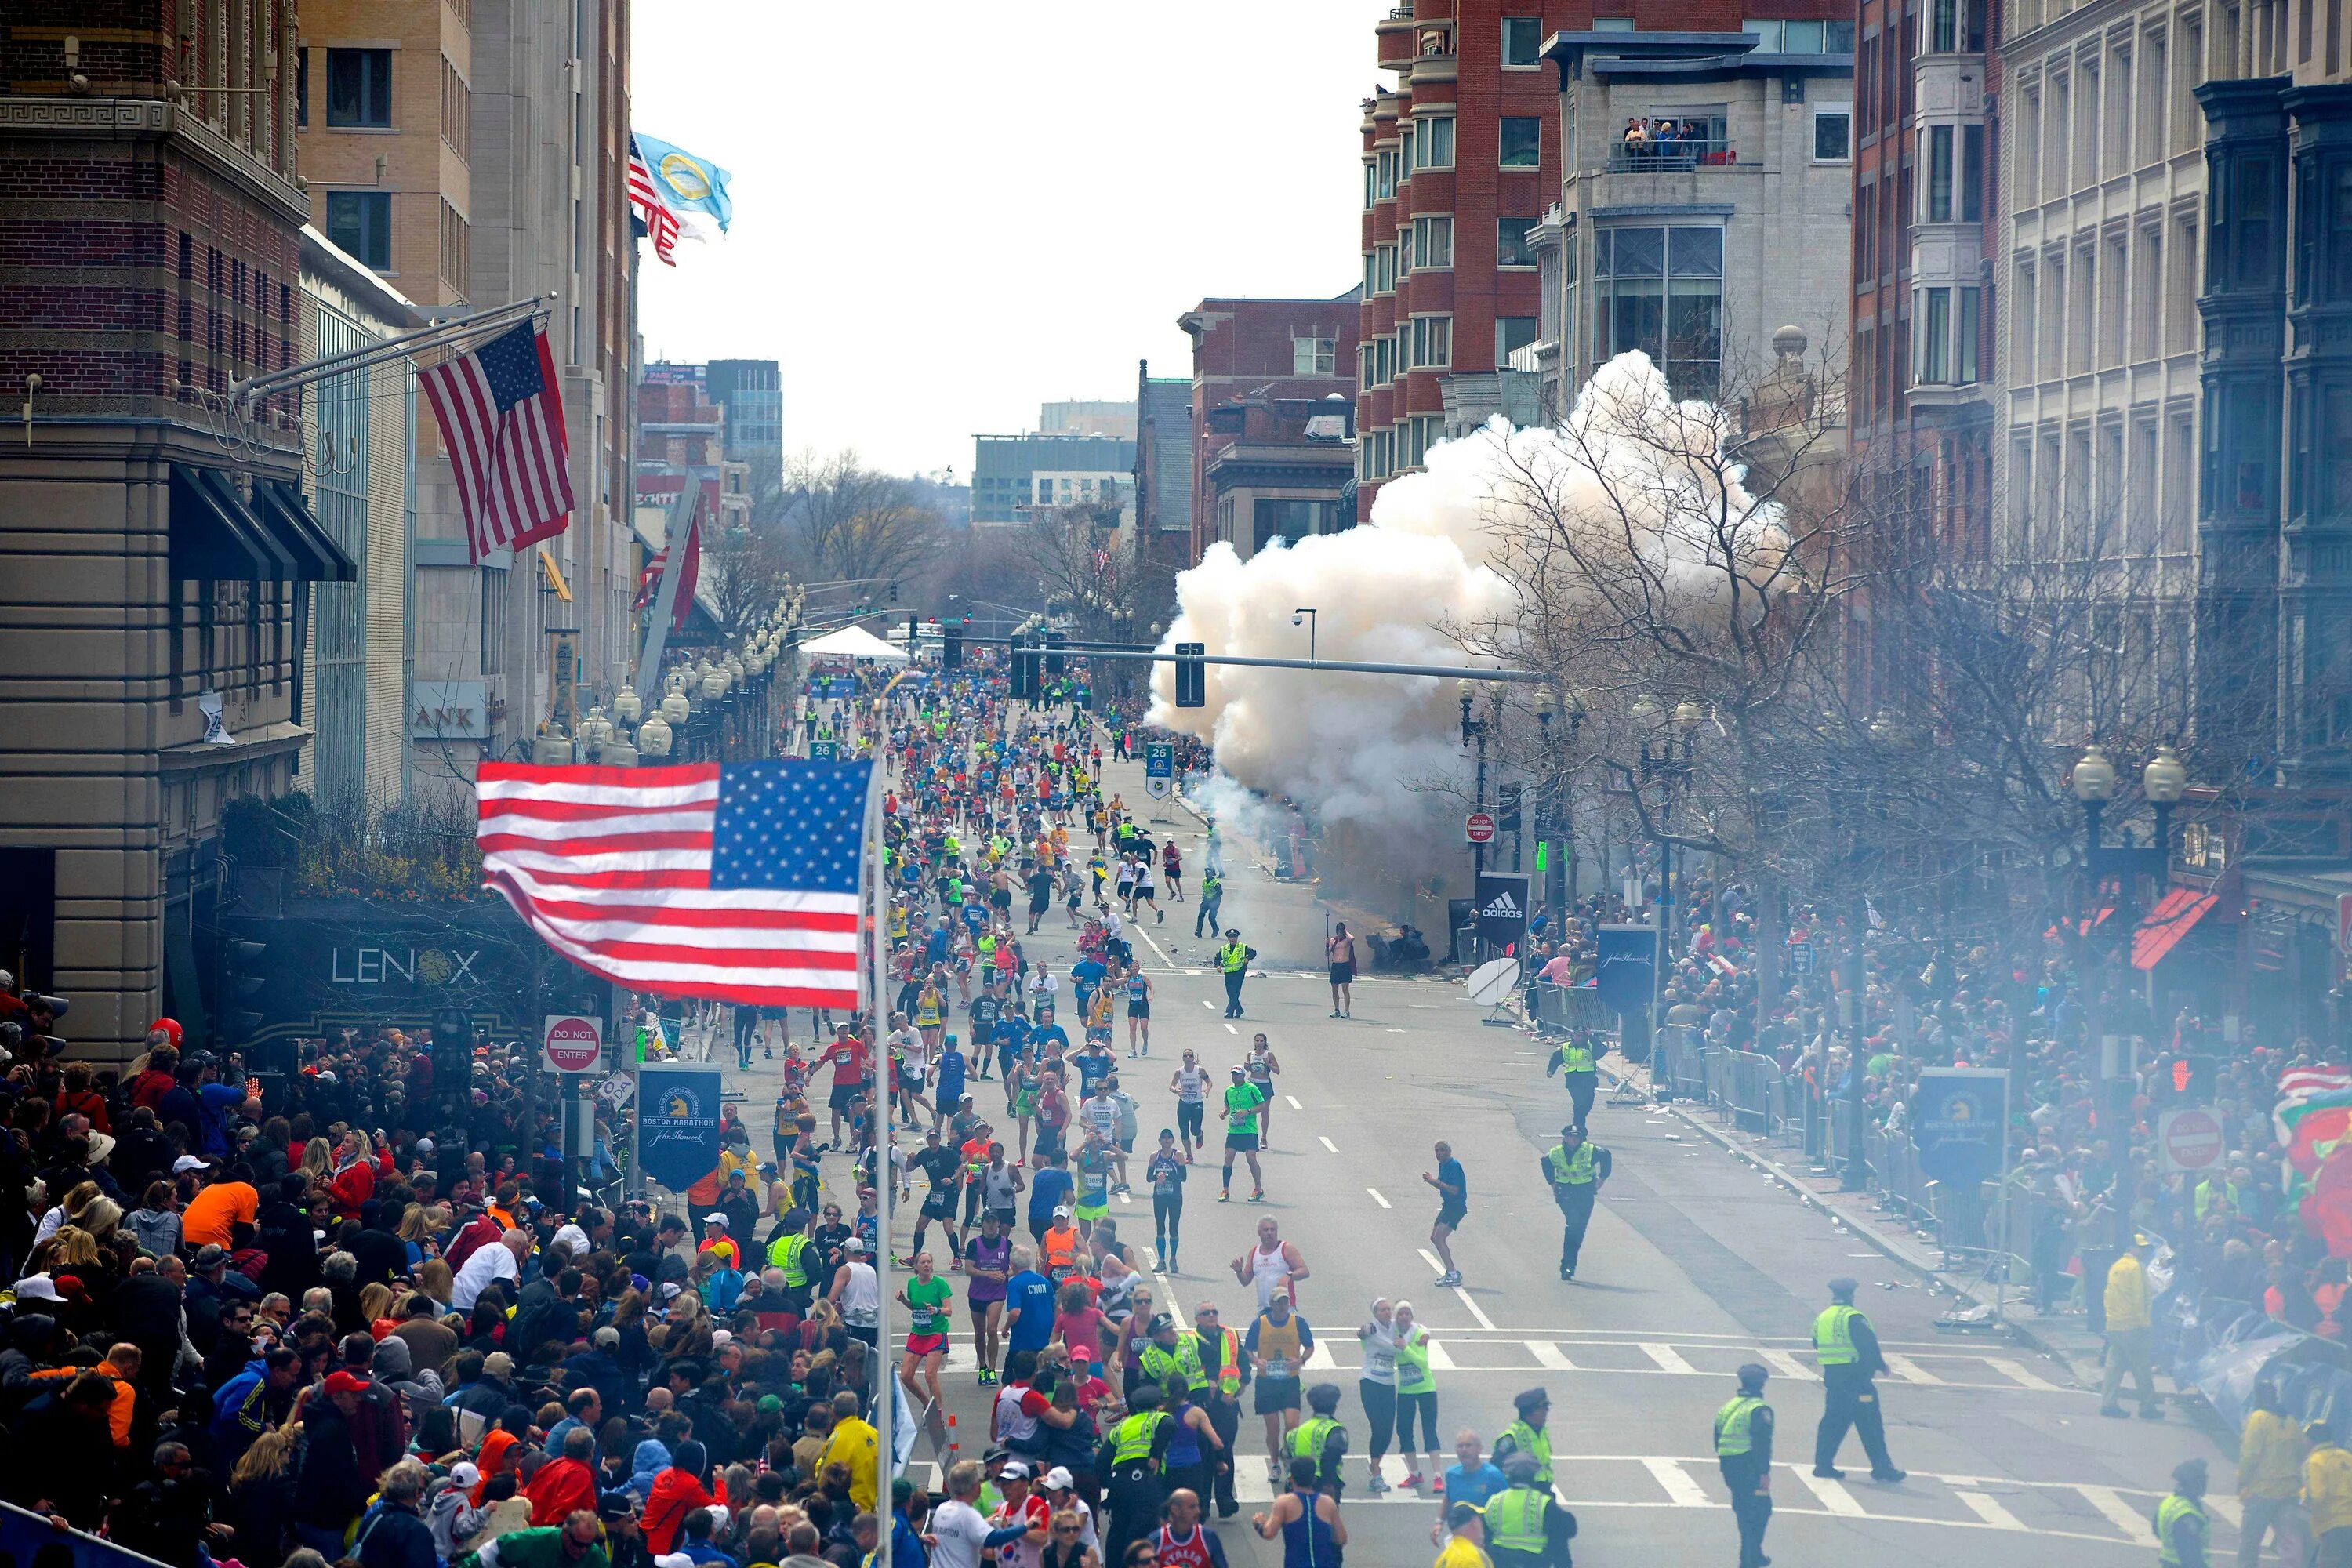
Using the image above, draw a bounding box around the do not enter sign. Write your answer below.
[1465,812,1497,844]
[2158,1107,2227,1175]
[543,1014,604,1075]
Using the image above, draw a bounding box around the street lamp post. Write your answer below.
[1532,684,1585,925]
[2073,742,2187,1127]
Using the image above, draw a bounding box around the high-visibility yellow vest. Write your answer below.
[1218,942,1247,973]
[1290,1415,1339,1462]
[1138,1344,1185,1386]
[1560,1044,1596,1073]
[1813,1305,1860,1366]
[1395,1329,1436,1396]
[1182,1329,1243,1396]
[1483,1486,1548,1555]
[767,1232,811,1285]
[1110,1410,1167,1466]
[1715,1396,1766,1457]
[1545,1142,1598,1185]
[2155,1494,2206,1567]
[1498,1419,1552,1486]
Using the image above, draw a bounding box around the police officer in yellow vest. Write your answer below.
[1137,1313,1189,1390]
[1483,1448,1577,1566]
[1289,1381,1351,1499]
[765,1207,817,1313]
[1492,1387,1554,1489]
[1098,1381,1174,1566]
[1715,1363,1775,1568]
[1218,930,1257,1019]
[1810,1277,1905,1483]
[1185,1301,1248,1517]
[2155,1457,2209,1568]
[1539,1124,1613,1280]
[1546,1035,1602,1133]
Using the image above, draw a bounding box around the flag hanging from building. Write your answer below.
[633,504,702,629]
[632,132,734,236]
[479,759,874,1007]
[418,321,575,565]
[627,136,680,265]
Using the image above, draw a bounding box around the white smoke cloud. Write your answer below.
[1149,353,1784,834]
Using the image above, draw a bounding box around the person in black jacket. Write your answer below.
[292,1373,374,1555]
[353,1458,439,1568]
[111,1442,225,1568]
[347,1200,414,1288]
[9,1369,122,1527]
[256,1172,324,1302]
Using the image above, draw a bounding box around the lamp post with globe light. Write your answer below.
[2073,742,2190,1124]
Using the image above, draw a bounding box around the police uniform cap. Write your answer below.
[1148,1312,1176,1337]
[1513,1387,1551,1414]
[1128,1382,1166,1409]
[1828,1276,1858,1298]
[1501,1450,1541,1480]
[1737,1362,1769,1389]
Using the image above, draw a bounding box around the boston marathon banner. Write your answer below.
[637,1065,724,1192]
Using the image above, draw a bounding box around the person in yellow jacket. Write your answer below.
[2309,1420,2352,1565]
[2239,1385,2311,1568]
[2100,1233,2161,1420]
[1432,1501,1496,1568]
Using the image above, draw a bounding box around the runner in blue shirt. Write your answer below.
[1026,1156,1075,1246]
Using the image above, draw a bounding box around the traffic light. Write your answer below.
[1175,641,1206,708]
[1044,630,1067,677]
[888,582,899,604]
[907,614,920,648]
[1498,782,1523,835]
[219,935,267,1044]
[943,623,963,669]
[1009,633,1037,699]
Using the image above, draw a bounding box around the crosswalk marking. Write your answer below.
[2203,1495,2243,1529]
[1642,1457,1712,1507]
[1791,1468,1867,1516]
[1882,1353,1944,1385]
[1527,1341,1577,1370]
[1287,1094,1303,1109]
[2077,1485,2160,1547]
[1981,1357,2063,1392]
[1953,1490,2027,1531]
[1640,1342,1699,1375]
[1759,1348,1817,1381]
[1304,1341,1336,1370]
[1318,1134,1340,1152]
[1367,1186,1392,1208]
[1425,1340,1458,1370]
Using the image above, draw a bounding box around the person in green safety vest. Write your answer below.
[765,1205,818,1313]
[1097,1381,1174,1565]
[1714,1363,1775,1568]
[1194,869,1225,940]
[1136,1312,1189,1389]
[1217,930,1257,1020]
[2154,1457,2209,1568]
[1545,1032,1602,1133]
[1538,1124,1612,1281]
[1493,1387,1554,1490]
[1482,1447,1577,1566]
[1287,1381,1350,1500]
[1810,1276,1904,1483]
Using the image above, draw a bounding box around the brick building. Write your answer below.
[636,376,750,539]
[1133,368,1195,564]
[1174,292,1359,561]
[0,2,353,1058]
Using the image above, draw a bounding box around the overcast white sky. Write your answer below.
[631,2,1379,478]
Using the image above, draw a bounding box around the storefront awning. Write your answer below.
[169,466,357,582]
[253,480,358,582]
[2046,906,2116,940]
[2132,886,2220,971]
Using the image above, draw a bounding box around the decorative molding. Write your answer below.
[0,96,307,225]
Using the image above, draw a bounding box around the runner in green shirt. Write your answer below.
[1221,1065,1268,1203]
[898,1252,954,1411]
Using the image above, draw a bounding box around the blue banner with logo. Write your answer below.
[1594,924,1658,1015]
[1911,1067,2009,1185]
[638,1065,724,1192]
[1,1500,175,1568]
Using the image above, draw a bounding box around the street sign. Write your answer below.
[1465,812,1496,844]
[1145,740,1173,800]
[1787,942,1817,975]
[2158,1106,2227,1174]
[809,739,838,760]
[542,1013,604,1075]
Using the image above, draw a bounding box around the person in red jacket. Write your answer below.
[328,1130,388,1222]
[524,1427,601,1526]
[640,1439,716,1555]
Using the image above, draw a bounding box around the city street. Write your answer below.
[693,748,2232,1568]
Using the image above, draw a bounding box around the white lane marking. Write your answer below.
[1201,999,1215,1010]
[1225,1022,1239,1035]
[2203,1496,2242,1529]
[1882,1354,1944,1385]
[1425,1340,1458,1370]
[1305,1341,1336,1370]
[2078,1486,2160,1547]
[1759,1349,1817,1382]
[1980,1357,2063,1392]
[1135,924,1171,964]
[1319,1135,1340,1153]
[1184,967,1203,975]
[1116,1192,1131,1204]
[1791,1468,1866,1516]
[1454,1289,1498,1331]
[1286,1094,1303,1109]
[1640,1342,1699,1375]
[1642,1457,1711,1508]
[1528,1341,1577,1370]
[1153,1276,1186,1332]
[1386,1028,1406,1033]
[1367,1187,1392,1209]
[1953,1490,2027,1531]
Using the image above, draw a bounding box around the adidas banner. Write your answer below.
[1474,871,1530,950]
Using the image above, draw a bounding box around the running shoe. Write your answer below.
[1365,1474,1391,1494]
[1218,1191,1232,1203]
[1401,1472,1425,1490]
[1250,1189,1265,1203]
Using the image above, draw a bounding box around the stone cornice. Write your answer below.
[0,97,307,226]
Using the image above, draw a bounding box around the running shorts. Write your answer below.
[1436,1203,1468,1229]
[1225,1131,1260,1152]
[1254,1376,1301,1416]
[1329,963,1355,985]
[905,1332,948,1357]
[1127,1003,1150,1020]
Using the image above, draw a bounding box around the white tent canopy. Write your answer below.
[800,623,909,661]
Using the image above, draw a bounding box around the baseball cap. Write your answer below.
[172,1155,209,1174]
[1052,1205,1071,1218]
[323,1370,370,1395]
[12,1273,60,1301]
[702,1213,730,1226]
[844,1237,867,1253]
[998,1460,1031,1480]
[1043,1467,1075,1490]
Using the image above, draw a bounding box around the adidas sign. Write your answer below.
[1481,891,1522,918]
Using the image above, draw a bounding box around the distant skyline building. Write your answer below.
[1178,292,1360,561]
[971,434,1139,526]
[1134,371,1196,562]
[1041,400,1138,439]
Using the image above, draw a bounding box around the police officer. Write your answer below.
[1185,1300,1248,1517]
[1546,1034,1601,1133]
[1538,1124,1612,1280]
[1195,868,1225,939]
[1810,1277,1905,1483]
[1492,1387,1554,1490]
[1715,1363,1774,1568]
[1482,1448,1577,1566]
[1218,929,1257,1018]
[2156,1458,2209,1568]
[1136,1312,1187,1388]
[1290,1381,1350,1499]
[1098,1381,1174,1565]
[765,1206,816,1313]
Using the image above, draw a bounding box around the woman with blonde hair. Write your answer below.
[297,1137,333,1189]
[78,1196,123,1244]
[414,1257,456,1309]
[358,1281,397,1336]
[230,1419,303,1563]
[33,1178,102,1249]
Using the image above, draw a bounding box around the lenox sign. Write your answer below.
[329,947,483,986]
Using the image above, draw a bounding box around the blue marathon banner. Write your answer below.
[1145,740,1173,800]
[0,1501,174,1568]
[638,1065,724,1192]
[1595,924,1659,1015]
[1911,1067,2009,1185]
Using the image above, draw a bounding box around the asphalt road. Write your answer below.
[691,740,2236,1567]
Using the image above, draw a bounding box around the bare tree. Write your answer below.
[777,449,945,592]
[698,520,795,643]
[1018,499,1178,696]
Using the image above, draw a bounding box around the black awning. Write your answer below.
[255,479,358,583]
[169,463,298,579]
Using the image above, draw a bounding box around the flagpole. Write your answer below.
[862,754,893,1566]
[634,488,699,702]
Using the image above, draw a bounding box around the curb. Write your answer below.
[1604,1066,2105,1390]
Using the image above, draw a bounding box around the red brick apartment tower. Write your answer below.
[1358,1,1849,514]
[1177,295,1359,563]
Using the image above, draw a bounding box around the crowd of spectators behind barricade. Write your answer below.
[1517,878,2347,1341]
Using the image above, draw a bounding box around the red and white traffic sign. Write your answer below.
[542,1014,604,1075]
[2158,1107,2227,1175]
[1465,812,1497,844]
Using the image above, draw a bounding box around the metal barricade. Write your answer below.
[1654,1024,1708,1100]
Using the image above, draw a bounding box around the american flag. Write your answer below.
[480,759,875,1007]
[633,506,702,626]
[418,321,575,566]
[628,136,679,266]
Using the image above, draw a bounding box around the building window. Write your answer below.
[1411,314,1453,369]
[1926,125,1953,220]
[441,57,470,160]
[1402,415,1444,469]
[325,47,393,128]
[1377,243,1399,292]
[296,48,309,127]
[440,198,469,291]
[1496,316,1540,364]
[1417,114,1456,169]
[1595,225,1722,398]
[1377,147,1399,198]
[1503,16,1544,66]
[1962,124,1983,220]
[1293,336,1338,376]
[1920,287,1951,381]
[326,191,392,270]
[1956,285,1980,382]
[1413,215,1454,270]
[1747,17,1858,51]
[1928,0,1982,51]
[1498,216,1538,267]
[1501,116,1542,168]
[1813,107,1853,162]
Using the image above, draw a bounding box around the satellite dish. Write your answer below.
[1467,956,1522,1006]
